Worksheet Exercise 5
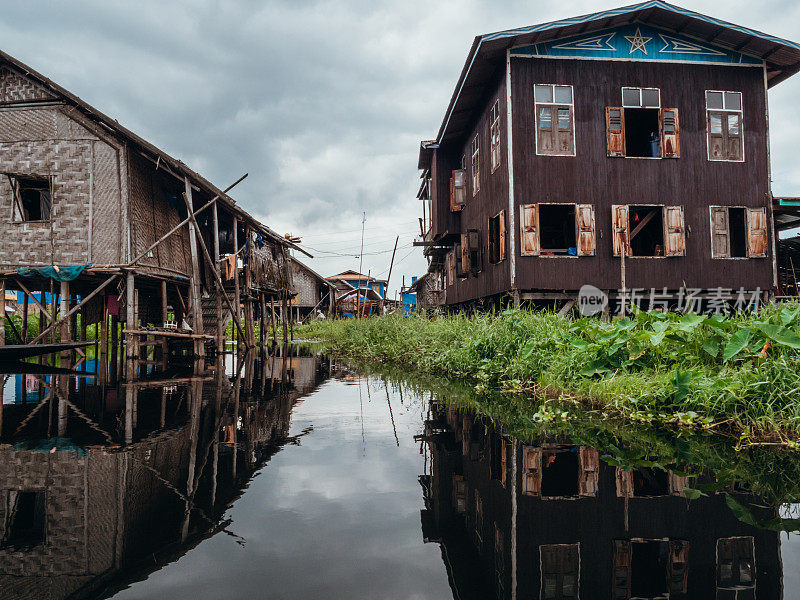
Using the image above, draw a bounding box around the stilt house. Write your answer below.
[416,2,800,310]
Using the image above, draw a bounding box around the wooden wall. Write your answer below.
[510,58,772,294]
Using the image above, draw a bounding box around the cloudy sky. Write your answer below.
[3,0,799,297]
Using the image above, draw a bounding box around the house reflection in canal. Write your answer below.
[420,403,782,600]
[0,347,328,600]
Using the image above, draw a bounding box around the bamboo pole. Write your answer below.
[183,178,204,351]
[14,279,52,322]
[233,217,241,348]
[21,293,28,343]
[125,272,137,380]
[0,278,5,346]
[270,297,277,343]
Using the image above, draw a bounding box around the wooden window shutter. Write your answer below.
[447,251,455,284]
[556,107,575,155]
[710,207,731,258]
[450,169,466,212]
[615,468,633,498]
[669,471,688,496]
[452,475,466,513]
[461,232,470,273]
[612,540,632,599]
[606,107,625,157]
[668,541,690,594]
[747,207,768,258]
[661,108,680,158]
[726,113,743,161]
[520,204,540,256]
[578,447,599,497]
[664,206,686,256]
[612,205,630,257]
[537,105,555,154]
[522,446,542,496]
[499,210,507,260]
[576,204,596,256]
[707,110,725,160]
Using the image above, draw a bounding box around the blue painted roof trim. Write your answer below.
[435,1,800,145]
[481,1,800,50]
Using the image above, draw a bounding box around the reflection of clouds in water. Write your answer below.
[110,374,450,600]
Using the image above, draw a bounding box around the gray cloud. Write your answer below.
[1,0,798,290]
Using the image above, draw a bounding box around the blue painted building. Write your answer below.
[327,270,387,299]
[401,276,418,313]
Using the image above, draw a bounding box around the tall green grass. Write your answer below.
[300,304,800,441]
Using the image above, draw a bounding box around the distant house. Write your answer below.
[327,271,387,299]
[288,258,335,320]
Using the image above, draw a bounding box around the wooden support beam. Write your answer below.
[125,272,137,379]
[4,313,22,344]
[628,208,657,242]
[21,293,28,343]
[233,217,242,349]
[60,280,71,358]
[0,278,5,346]
[14,278,52,322]
[270,297,277,343]
[184,178,205,348]
[29,274,119,345]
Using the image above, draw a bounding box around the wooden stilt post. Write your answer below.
[125,272,137,380]
[281,293,288,343]
[289,296,294,342]
[60,281,70,360]
[161,280,169,365]
[110,314,119,379]
[184,177,204,357]
[21,293,28,343]
[259,293,266,347]
[99,291,109,364]
[38,299,45,365]
[233,216,241,352]
[0,278,5,346]
[270,296,277,344]
[212,203,224,355]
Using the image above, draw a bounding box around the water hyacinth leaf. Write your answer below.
[676,312,706,332]
[754,324,800,349]
[683,487,705,499]
[702,340,720,358]
[649,330,667,346]
[723,329,752,362]
[725,494,759,527]
[781,306,800,326]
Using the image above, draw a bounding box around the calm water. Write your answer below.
[0,348,798,599]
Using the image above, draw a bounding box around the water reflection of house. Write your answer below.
[421,405,782,599]
[0,351,327,600]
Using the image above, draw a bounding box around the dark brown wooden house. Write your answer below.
[0,48,305,365]
[416,2,800,310]
[421,404,783,599]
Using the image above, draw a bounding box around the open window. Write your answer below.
[523,445,598,498]
[616,468,687,498]
[535,84,575,156]
[612,205,685,257]
[2,491,46,549]
[707,91,744,162]
[520,203,595,257]
[710,206,767,258]
[467,229,481,275]
[9,175,51,222]
[607,88,679,159]
[613,538,689,599]
[471,134,480,195]
[490,100,501,172]
[717,536,755,593]
[450,169,466,212]
[454,240,467,278]
[541,544,580,600]
[488,210,507,264]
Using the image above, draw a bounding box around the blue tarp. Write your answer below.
[17,265,91,282]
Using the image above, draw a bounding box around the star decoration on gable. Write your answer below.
[625,27,652,54]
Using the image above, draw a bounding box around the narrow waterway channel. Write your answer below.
[0,347,798,599]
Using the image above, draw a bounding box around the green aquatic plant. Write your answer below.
[299,303,800,441]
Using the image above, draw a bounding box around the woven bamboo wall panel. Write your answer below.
[0,448,88,576]
[0,68,57,103]
[127,154,190,276]
[91,141,123,264]
[0,140,92,267]
[0,109,56,142]
[289,262,319,307]
[86,452,120,574]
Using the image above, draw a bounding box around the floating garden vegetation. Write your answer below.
[300,303,800,443]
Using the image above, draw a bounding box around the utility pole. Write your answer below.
[382,236,399,315]
[357,212,366,319]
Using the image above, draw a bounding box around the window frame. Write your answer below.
[621,86,662,109]
[471,134,480,196]
[709,205,765,259]
[488,210,507,264]
[534,83,576,158]
[612,204,686,258]
[706,90,744,163]
[490,100,502,173]
[520,202,596,258]
[8,174,53,223]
